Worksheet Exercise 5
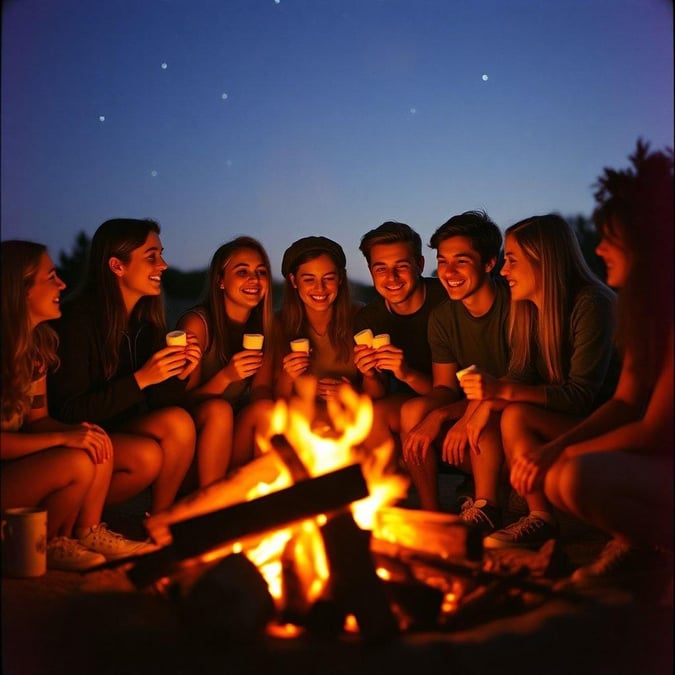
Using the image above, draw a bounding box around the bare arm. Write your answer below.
[2,377,112,463]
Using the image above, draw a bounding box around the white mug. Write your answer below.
[1,507,47,578]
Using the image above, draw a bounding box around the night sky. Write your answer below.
[2,0,672,283]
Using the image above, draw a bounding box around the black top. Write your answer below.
[48,301,187,430]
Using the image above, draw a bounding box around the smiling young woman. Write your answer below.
[275,236,361,404]
[1,240,151,571]
[176,236,276,487]
[48,219,199,517]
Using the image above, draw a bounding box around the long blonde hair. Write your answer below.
[505,214,605,384]
[1,241,59,422]
[202,237,275,363]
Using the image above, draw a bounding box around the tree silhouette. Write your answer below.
[57,230,90,298]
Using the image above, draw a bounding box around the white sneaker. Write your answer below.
[78,523,157,561]
[47,536,107,571]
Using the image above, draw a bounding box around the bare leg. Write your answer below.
[106,433,163,506]
[76,457,114,533]
[400,396,447,511]
[364,394,412,451]
[469,412,504,505]
[118,407,196,513]
[501,403,580,513]
[546,452,674,549]
[191,398,234,487]
[233,399,275,468]
[1,448,96,539]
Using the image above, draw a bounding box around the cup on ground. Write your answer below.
[166,330,187,347]
[243,333,264,350]
[1,507,47,578]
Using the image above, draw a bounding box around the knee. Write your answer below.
[161,406,197,448]
[195,398,234,431]
[544,454,593,512]
[127,438,164,482]
[400,398,426,432]
[67,449,97,486]
[500,403,532,454]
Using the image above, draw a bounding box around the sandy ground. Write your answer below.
[2,476,672,675]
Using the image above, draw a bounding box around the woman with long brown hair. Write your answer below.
[49,218,199,516]
[275,236,361,403]
[177,236,276,484]
[2,240,150,570]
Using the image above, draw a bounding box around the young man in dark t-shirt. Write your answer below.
[400,211,510,531]
[353,221,446,453]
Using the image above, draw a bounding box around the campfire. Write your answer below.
[126,377,564,642]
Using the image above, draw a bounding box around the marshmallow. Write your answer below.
[243,333,264,350]
[353,329,374,347]
[166,330,187,347]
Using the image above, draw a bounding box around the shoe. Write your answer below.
[570,539,671,588]
[459,497,502,534]
[484,513,558,549]
[47,536,107,571]
[78,523,157,561]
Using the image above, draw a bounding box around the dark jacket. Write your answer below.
[48,302,187,430]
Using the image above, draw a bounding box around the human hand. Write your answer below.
[317,377,350,400]
[464,402,491,454]
[510,442,564,496]
[62,422,112,464]
[282,351,310,380]
[353,344,378,376]
[224,349,265,382]
[402,411,442,465]
[177,332,202,380]
[136,346,191,388]
[441,416,470,466]
[373,345,408,381]
[459,369,502,400]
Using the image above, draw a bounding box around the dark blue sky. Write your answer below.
[2,0,672,283]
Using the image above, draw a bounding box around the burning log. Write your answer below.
[317,510,399,643]
[145,452,284,546]
[178,553,276,643]
[127,464,369,588]
[372,506,483,561]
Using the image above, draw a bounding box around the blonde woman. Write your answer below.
[458,214,619,548]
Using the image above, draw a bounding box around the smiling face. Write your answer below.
[436,235,493,304]
[368,242,424,313]
[290,253,341,314]
[112,231,167,311]
[595,224,631,289]
[220,247,269,320]
[26,252,66,328]
[501,234,540,304]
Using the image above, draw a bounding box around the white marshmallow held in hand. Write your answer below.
[290,338,310,354]
[372,333,391,349]
[243,333,264,350]
[456,364,477,382]
[166,330,187,347]
[353,329,374,347]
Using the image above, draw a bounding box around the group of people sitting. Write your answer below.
[2,144,672,592]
